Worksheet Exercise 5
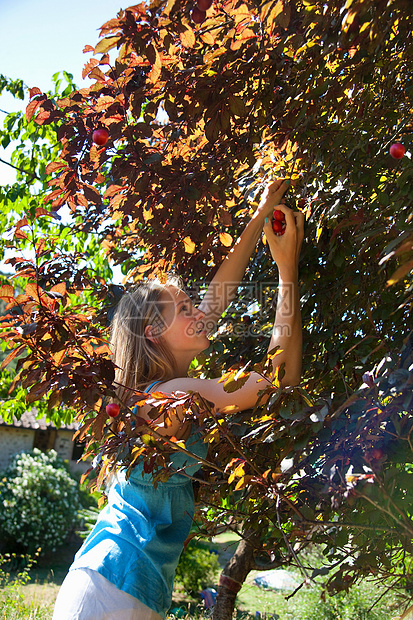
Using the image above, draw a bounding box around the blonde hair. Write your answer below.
[109,276,184,402]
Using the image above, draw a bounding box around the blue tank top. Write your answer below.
[70,383,208,617]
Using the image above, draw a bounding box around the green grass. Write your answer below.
[0,559,55,620]
[0,598,54,620]
[0,533,409,620]
[235,574,403,620]
[0,537,78,619]
[174,533,407,620]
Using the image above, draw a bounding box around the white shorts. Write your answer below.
[52,567,163,620]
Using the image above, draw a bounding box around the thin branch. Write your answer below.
[371,474,413,533]
[276,495,314,584]
[356,490,413,536]
[208,408,263,478]
[302,518,401,533]
[0,157,40,181]
[366,580,400,614]
[284,580,306,600]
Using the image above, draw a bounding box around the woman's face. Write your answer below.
[154,286,210,357]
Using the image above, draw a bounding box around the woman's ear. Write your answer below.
[144,324,158,344]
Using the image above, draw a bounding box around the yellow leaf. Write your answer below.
[1,345,25,370]
[387,259,413,286]
[183,236,196,253]
[200,32,215,45]
[25,283,40,301]
[206,428,220,443]
[164,0,177,15]
[80,468,92,485]
[93,397,103,413]
[147,45,162,84]
[118,43,129,64]
[261,0,283,24]
[0,285,14,301]
[131,445,145,457]
[219,232,233,247]
[180,27,196,49]
[143,208,153,223]
[52,348,66,366]
[110,193,125,213]
[94,343,112,356]
[88,67,107,82]
[219,405,239,415]
[234,461,246,478]
[50,282,67,296]
[235,475,252,491]
[95,36,121,54]
[259,414,274,422]
[95,96,115,111]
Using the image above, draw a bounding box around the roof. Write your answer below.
[0,407,78,431]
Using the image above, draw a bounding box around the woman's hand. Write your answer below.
[254,179,291,222]
[263,203,304,275]
[198,179,291,325]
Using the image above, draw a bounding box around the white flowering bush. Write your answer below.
[0,449,81,554]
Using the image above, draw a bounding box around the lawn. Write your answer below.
[0,532,408,620]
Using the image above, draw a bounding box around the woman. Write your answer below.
[52,179,304,620]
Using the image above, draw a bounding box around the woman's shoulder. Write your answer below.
[144,380,164,393]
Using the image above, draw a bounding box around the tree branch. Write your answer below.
[0,157,39,181]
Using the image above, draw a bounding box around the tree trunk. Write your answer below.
[213,530,260,620]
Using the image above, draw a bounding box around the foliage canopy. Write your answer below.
[0,0,412,617]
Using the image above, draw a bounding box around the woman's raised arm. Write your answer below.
[157,200,304,415]
[198,179,291,328]
[263,203,304,387]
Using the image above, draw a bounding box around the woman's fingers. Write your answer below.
[258,179,291,218]
[267,179,291,200]
[263,196,305,267]
[294,211,305,229]
[294,211,305,244]
[264,203,290,239]
[264,203,302,244]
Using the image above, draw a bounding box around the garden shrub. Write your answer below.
[175,540,221,596]
[0,448,81,554]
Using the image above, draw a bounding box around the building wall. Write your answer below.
[0,427,35,472]
[0,427,89,474]
[55,429,89,474]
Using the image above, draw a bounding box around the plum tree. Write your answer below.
[1,2,413,618]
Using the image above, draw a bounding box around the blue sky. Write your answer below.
[1,0,125,94]
[0,0,128,279]
[0,0,127,182]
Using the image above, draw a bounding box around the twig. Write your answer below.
[303,519,397,533]
[275,495,314,584]
[208,407,263,478]
[0,157,39,181]
[284,580,306,600]
[366,580,399,614]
